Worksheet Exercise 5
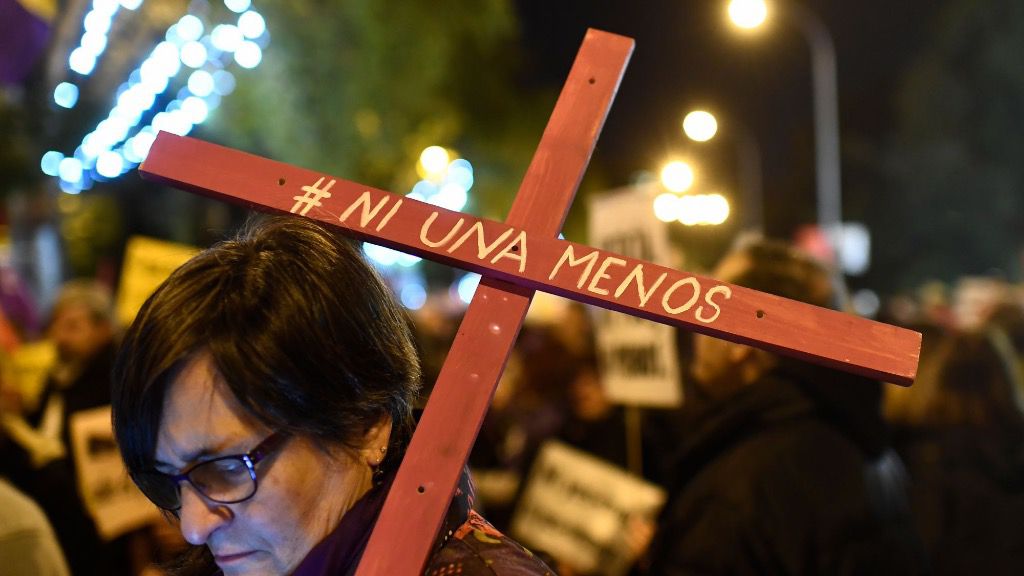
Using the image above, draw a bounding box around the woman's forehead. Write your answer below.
[155,352,263,465]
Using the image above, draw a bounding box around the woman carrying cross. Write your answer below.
[111,215,555,575]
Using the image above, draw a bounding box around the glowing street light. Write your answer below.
[681,108,763,233]
[682,110,718,142]
[678,193,730,226]
[726,0,843,242]
[728,0,768,29]
[660,160,694,193]
[653,192,680,223]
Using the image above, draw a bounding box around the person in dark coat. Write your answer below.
[5,280,117,575]
[112,216,554,575]
[646,239,925,576]
[890,325,1024,576]
[27,279,118,465]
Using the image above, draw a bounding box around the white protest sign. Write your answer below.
[116,236,199,328]
[589,184,683,407]
[510,441,665,576]
[69,405,160,541]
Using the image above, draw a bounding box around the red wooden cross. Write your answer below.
[139,29,921,575]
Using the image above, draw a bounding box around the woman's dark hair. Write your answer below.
[725,238,835,309]
[112,215,421,478]
[913,329,1024,437]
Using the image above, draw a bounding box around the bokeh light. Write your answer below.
[660,160,694,193]
[400,282,427,310]
[729,0,768,29]
[653,192,680,222]
[188,69,215,96]
[41,151,64,176]
[54,82,79,108]
[179,41,208,68]
[238,11,266,38]
[176,14,204,42]
[419,146,450,179]
[457,273,482,304]
[234,41,263,68]
[683,110,718,142]
[224,0,251,14]
[677,193,730,226]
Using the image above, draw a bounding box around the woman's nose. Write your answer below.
[178,483,232,546]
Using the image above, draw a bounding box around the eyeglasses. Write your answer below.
[133,432,287,511]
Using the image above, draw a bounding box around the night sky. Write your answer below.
[513,1,939,242]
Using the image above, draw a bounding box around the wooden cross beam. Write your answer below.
[139,29,920,575]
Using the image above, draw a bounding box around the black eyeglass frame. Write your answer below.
[134,431,287,512]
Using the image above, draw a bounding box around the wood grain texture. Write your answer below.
[140,132,920,386]
[355,29,634,575]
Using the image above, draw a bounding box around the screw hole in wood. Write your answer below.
[756,310,765,319]
[278,177,286,186]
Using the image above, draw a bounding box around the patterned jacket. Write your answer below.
[293,469,556,575]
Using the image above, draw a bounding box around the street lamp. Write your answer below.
[678,193,730,226]
[682,110,718,142]
[727,1,842,243]
[727,0,768,29]
[682,109,763,234]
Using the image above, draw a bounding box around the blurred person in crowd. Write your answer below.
[551,301,597,358]
[470,324,570,531]
[953,277,1011,331]
[15,279,127,573]
[0,476,70,576]
[0,280,119,574]
[26,279,118,463]
[883,321,948,427]
[409,293,461,400]
[555,351,658,576]
[984,300,1024,375]
[557,351,628,469]
[112,216,555,575]
[0,411,104,574]
[918,281,956,330]
[645,239,925,576]
[889,326,1024,575]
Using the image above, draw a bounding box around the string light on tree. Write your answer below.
[42,1,270,193]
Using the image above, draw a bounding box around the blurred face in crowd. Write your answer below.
[691,334,752,400]
[689,253,766,400]
[570,367,613,421]
[154,352,389,576]
[50,303,112,364]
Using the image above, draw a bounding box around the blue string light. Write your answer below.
[53,83,79,109]
[45,1,270,193]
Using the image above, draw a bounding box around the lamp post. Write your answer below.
[727,0,842,243]
[683,109,763,234]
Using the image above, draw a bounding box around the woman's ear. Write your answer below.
[360,416,393,467]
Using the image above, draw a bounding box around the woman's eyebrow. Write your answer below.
[153,446,217,471]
